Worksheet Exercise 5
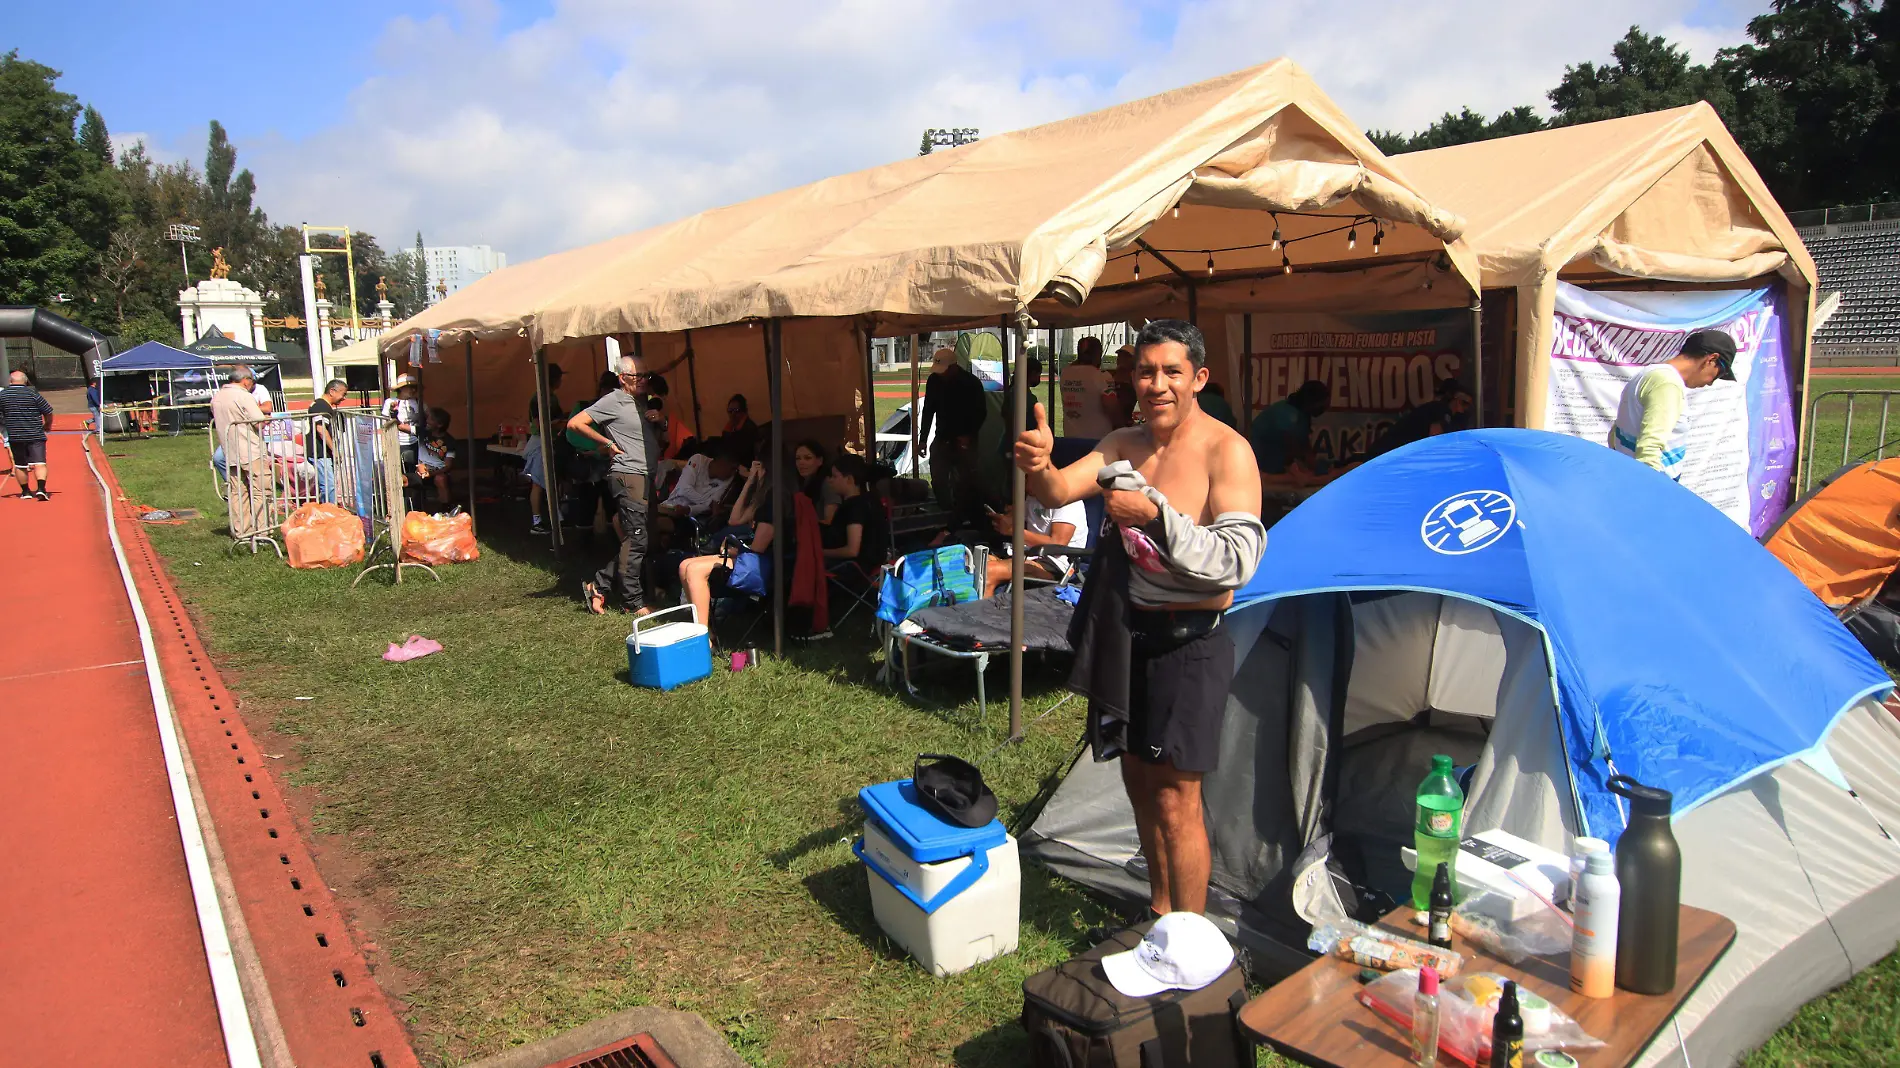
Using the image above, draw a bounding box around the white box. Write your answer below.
[859,820,1020,977]
[1402,828,1572,920]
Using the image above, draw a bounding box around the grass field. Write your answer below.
[104,400,1897,1066]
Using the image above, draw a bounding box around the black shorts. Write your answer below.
[1125,610,1234,773]
[8,438,46,466]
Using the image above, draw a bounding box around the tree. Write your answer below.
[97,228,144,328]
[0,52,93,312]
[1546,28,1738,126]
[1368,106,1546,154]
[1719,0,1892,209]
[78,105,111,165]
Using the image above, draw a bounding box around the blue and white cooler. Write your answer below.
[853,778,1020,976]
[626,605,712,691]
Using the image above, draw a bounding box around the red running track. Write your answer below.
[0,434,229,1066]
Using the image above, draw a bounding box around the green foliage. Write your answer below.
[1364,11,1900,214]
[0,52,410,349]
[118,309,181,347]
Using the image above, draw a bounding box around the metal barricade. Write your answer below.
[1803,390,1900,491]
[208,407,439,585]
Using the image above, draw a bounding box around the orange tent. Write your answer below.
[1763,458,1900,609]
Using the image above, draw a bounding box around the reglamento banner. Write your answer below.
[1231,308,1470,466]
[1546,282,1794,534]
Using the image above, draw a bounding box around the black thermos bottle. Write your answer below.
[1610,774,1682,994]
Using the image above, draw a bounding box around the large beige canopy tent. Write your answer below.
[1394,103,1817,430]
[376,57,1478,722]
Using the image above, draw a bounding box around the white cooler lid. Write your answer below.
[629,622,709,648]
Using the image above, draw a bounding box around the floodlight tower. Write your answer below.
[166,222,202,283]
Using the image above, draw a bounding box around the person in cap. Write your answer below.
[569,353,660,615]
[1016,319,1266,918]
[1609,328,1736,479]
[919,345,987,527]
[381,374,428,508]
[210,365,269,536]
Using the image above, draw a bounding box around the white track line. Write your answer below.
[84,438,263,1068]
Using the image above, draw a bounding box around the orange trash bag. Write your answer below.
[281,503,367,569]
[402,510,480,565]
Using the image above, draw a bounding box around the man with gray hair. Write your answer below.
[210,365,269,538]
[568,354,659,615]
[309,378,348,504]
[0,369,55,500]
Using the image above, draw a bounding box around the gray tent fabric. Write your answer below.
[1021,590,1900,1064]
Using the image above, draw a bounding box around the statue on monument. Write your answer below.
[376,275,389,301]
[435,278,447,299]
[314,273,327,300]
[209,247,230,280]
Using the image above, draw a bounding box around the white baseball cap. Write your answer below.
[1101,911,1235,998]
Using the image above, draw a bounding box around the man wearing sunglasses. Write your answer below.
[1609,328,1736,480]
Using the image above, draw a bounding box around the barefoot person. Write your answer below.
[1015,319,1265,916]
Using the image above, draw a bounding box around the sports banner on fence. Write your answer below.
[1231,308,1470,465]
[1545,282,1795,534]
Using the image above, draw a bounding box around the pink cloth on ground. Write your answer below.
[383,635,443,662]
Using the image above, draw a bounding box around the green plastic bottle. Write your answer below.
[1410,754,1465,911]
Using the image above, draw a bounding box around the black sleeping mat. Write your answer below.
[907,586,1076,653]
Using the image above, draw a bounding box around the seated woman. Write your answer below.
[678,466,812,637]
[982,493,1088,596]
[820,455,888,577]
[792,438,843,524]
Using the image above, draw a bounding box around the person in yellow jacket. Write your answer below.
[1609,329,1735,479]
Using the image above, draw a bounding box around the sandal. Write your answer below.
[582,581,606,615]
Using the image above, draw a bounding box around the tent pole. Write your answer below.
[682,330,703,439]
[1187,283,1198,326]
[909,333,922,474]
[533,347,562,556]
[766,320,785,658]
[862,324,876,455]
[1242,313,1255,424]
[1045,327,1057,428]
[1008,317,1028,742]
[464,340,476,525]
[1470,292,1485,429]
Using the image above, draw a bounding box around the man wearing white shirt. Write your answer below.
[983,494,1089,595]
[1060,336,1116,441]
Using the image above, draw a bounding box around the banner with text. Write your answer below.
[1232,308,1469,466]
[1545,282,1794,534]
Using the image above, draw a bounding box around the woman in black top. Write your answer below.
[819,454,887,574]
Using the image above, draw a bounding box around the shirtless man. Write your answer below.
[1015,319,1265,916]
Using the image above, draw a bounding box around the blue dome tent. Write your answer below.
[1024,430,1900,1066]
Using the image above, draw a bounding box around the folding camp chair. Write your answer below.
[828,495,896,634]
[876,543,998,715]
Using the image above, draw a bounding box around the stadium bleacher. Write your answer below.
[1799,210,1900,364]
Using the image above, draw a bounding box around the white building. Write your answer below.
[424,245,508,303]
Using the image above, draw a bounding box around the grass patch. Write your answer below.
[109,434,1116,1066]
[1743,945,1900,1066]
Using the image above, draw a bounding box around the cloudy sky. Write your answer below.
[16,0,1764,262]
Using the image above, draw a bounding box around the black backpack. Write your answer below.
[1021,925,1254,1068]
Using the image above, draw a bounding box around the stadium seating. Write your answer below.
[1803,224,1900,346]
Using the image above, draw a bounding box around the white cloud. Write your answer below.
[241,0,1761,263]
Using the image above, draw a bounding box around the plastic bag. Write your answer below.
[401,510,479,565]
[1358,968,1605,1067]
[282,502,366,569]
[1450,889,1573,965]
[1308,919,1464,977]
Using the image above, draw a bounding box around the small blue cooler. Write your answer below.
[626,605,712,690]
[853,778,1019,975]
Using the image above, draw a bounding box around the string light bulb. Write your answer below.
[1132,251,1141,281]
[1373,225,1384,255]
[1206,251,1215,277]
[1172,205,1180,218]
[1348,225,1357,251]
[1271,214,1282,249]
[1281,251,1293,275]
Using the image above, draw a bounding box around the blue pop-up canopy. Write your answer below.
[99,341,212,373]
[1235,428,1892,836]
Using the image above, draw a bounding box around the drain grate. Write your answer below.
[541,1033,680,1068]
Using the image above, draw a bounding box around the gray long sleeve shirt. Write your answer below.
[1095,460,1267,607]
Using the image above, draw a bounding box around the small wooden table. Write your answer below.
[1238,905,1735,1068]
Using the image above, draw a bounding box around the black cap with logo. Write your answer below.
[1681,329,1737,381]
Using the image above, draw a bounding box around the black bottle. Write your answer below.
[1489,980,1523,1068]
[1428,862,1454,948]
[1610,774,1682,994]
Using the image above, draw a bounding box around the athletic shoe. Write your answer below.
[530,517,549,533]
[33,491,48,501]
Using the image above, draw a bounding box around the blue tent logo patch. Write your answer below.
[1421,490,1516,555]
